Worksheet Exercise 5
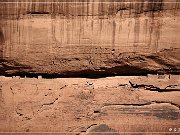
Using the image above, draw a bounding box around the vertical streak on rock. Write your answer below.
[52,0,55,15]
[40,0,42,13]
[0,29,5,59]
[31,0,34,13]
[155,18,162,52]
[92,0,94,16]
[140,0,144,14]
[99,19,102,45]
[66,17,69,45]
[7,3,10,58]
[18,20,21,59]
[45,0,47,13]
[148,1,154,53]
[24,1,27,62]
[91,0,93,46]
[50,18,54,54]
[79,17,81,46]
[91,16,94,46]
[147,0,164,53]
[63,15,65,45]
[9,19,12,59]
[67,3,69,46]
[12,20,15,57]
[112,19,116,48]
[35,0,41,12]
[134,17,140,53]
[58,15,61,46]
[0,3,5,59]
[70,17,73,54]
[127,21,131,47]
[0,0,180,69]
[87,0,89,16]
[129,1,132,17]
[149,19,153,52]
[6,2,8,58]
[29,10,32,63]
[22,17,25,61]
[72,17,74,49]
[143,19,148,47]
[3,4,6,58]
[118,19,122,43]
[25,17,28,63]
[98,0,101,16]
[0,85,2,106]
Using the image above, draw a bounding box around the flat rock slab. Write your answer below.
[0,76,180,134]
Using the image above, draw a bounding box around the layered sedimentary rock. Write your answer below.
[0,0,180,76]
[0,1,180,134]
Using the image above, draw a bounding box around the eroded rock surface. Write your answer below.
[0,76,179,133]
[0,48,179,77]
[129,74,180,91]
[0,1,179,134]
[0,0,179,76]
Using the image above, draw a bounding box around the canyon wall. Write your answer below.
[0,0,180,76]
[0,1,180,134]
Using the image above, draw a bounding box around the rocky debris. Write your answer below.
[0,48,179,77]
[85,124,120,135]
[129,74,180,91]
[0,76,180,133]
[0,0,179,134]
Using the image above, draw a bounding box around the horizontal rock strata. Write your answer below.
[0,0,180,76]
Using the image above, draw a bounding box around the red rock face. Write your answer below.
[0,76,180,133]
[0,1,180,134]
[0,0,179,76]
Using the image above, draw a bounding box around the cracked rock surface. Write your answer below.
[0,0,180,134]
[0,75,179,133]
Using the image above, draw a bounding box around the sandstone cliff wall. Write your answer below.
[0,0,179,76]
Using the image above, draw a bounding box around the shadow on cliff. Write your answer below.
[0,48,179,78]
[0,59,31,75]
